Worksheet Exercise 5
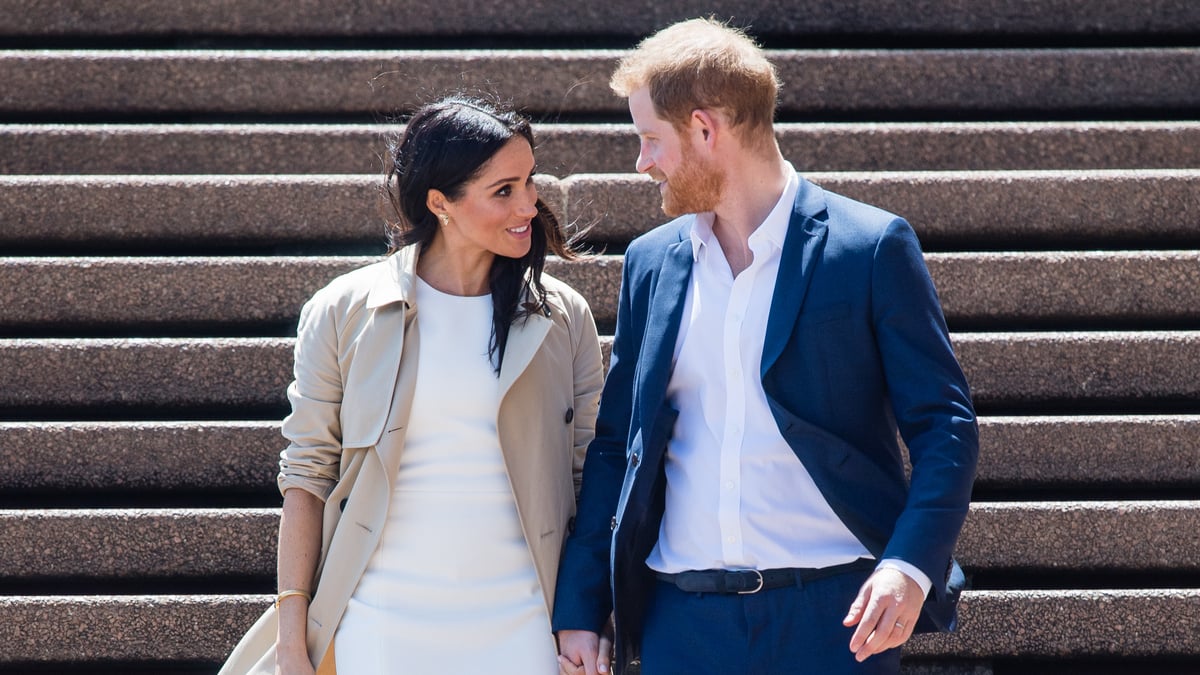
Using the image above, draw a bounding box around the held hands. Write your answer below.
[843,567,924,663]
[557,624,614,675]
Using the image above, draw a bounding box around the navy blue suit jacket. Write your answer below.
[553,177,979,672]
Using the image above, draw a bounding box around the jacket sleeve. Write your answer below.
[871,218,979,595]
[277,293,345,502]
[569,298,605,499]
[552,254,641,633]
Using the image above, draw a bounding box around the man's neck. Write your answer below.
[710,151,791,277]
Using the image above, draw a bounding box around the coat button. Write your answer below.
[339,498,348,512]
[564,407,574,424]
[610,516,617,531]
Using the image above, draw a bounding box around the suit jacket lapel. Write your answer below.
[637,227,694,433]
[762,179,830,376]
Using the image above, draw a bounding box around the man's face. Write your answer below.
[629,87,723,217]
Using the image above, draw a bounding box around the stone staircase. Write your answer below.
[1,2,1199,673]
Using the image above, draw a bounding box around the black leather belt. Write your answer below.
[654,558,875,595]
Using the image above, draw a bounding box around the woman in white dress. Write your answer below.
[220,96,609,675]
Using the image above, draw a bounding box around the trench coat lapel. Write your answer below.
[497,309,552,402]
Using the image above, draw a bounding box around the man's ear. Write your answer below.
[689,108,720,150]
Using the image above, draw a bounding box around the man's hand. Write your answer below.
[557,628,612,675]
[842,567,924,662]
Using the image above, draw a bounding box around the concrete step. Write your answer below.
[6,122,1200,174]
[2,252,1199,334]
[3,0,1197,38]
[0,421,281,493]
[3,416,1196,495]
[4,171,1197,251]
[976,415,1200,490]
[2,333,1199,413]
[2,503,1195,581]
[565,170,1200,248]
[0,509,276,580]
[906,589,1200,659]
[0,590,1196,663]
[2,49,1197,118]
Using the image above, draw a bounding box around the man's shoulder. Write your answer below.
[820,186,904,233]
[626,215,691,260]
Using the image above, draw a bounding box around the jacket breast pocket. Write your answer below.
[797,302,851,327]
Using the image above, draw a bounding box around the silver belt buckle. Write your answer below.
[736,569,764,594]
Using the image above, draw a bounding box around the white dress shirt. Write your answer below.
[645,166,931,596]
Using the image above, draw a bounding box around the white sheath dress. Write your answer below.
[334,278,557,674]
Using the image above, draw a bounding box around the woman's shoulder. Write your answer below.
[303,257,392,318]
[539,270,591,317]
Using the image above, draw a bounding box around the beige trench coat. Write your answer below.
[220,245,604,674]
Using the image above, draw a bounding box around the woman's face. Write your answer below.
[436,137,539,261]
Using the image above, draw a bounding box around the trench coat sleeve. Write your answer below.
[569,297,605,499]
[277,292,345,502]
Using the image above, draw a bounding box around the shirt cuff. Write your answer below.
[876,558,932,599]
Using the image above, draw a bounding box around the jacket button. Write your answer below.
[630,453,639,467]
[610,516,617,531]
[564,407,574,424]
[339,498,348,512]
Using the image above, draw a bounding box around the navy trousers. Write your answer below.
[640,566,902,675]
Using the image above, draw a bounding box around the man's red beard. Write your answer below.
[658,144,724,217]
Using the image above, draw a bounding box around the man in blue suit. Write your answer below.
[554,18,978,675]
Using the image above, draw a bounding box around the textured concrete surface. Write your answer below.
[0,421,281,491]
[7,502,1195,579]
[927,252,1200,328]
[959,501,1200,572]
[0,338,292,410]
[3,252,1197,333]
[7,122,1200,175]
[8,170,1196,250]
[0,175,384,249]
[564,170,1200,247]
[2,0,1197,36]
[0,256,619,331]
[906,590,1200,658]
[978,415,1200,488]
[2,49,1198,116]
[5,333,1200,411]
[0,508,277,579]
[0,175,565,250]
[2,416,1194,494]
[954,331,1200,410]
[0,594,268,662]
[0,591,1194,661]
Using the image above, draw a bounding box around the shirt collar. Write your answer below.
[687,163,801,260]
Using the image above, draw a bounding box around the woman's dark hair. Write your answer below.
[384,95,580,374]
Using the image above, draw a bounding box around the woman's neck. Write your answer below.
[416,237,494,296]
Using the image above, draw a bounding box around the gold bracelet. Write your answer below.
[274,589,312,609]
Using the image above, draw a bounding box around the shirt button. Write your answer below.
[727,536,736,543]
[725,481,735,490]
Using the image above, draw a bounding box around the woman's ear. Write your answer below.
[426,189,449,219]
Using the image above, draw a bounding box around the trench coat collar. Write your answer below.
[360,243,554,434]
[365,245,418,310]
